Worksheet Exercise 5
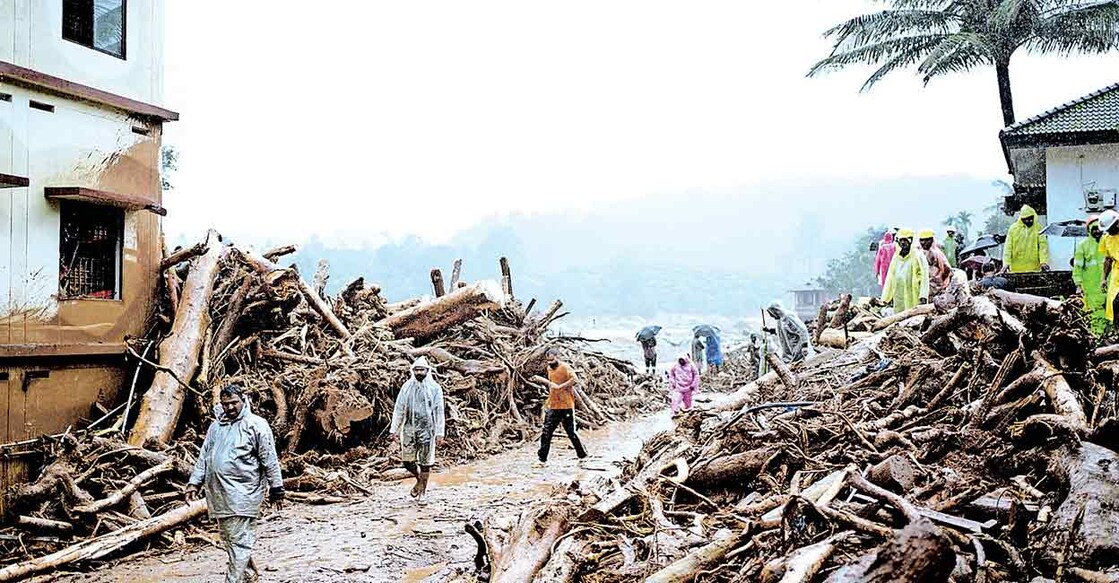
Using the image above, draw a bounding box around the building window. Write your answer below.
[59,201,123,300]
[62,0,126,59]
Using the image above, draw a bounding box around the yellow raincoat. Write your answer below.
[881,247,930,312]
[1099,233,1119,322]
[1073,224,1107,334]
[1004,205,1050,273]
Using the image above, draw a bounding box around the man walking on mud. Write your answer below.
[186,385,285,583]
[537,350,588,466]
[390,356,446,503]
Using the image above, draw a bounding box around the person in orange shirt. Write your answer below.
[537,351,588,466]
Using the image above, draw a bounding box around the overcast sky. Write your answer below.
[161,1,1119,245]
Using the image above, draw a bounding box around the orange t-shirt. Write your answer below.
[545,363,577,410]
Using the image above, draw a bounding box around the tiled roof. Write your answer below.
[1002,82,1119,137]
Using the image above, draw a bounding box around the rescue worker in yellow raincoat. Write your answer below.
[1073,218,1108,335]
[881,228,930,312]
[1004,205,1050,273]
[1097,210,1119,326]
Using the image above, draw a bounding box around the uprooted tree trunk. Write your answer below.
[824,520,954,583]
[645,528,752,583]
[378,281,503,343]
[1037,442,1119,570]
[130,229,225,447]
[483,501,575,583]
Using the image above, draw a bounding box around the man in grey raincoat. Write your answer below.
[765,302,816,364]
[390,356,446,502]
[186,385,284,583]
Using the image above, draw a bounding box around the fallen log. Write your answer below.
[644,528,751,583]
[829,294,853,329]
[688,445,783,487]
[73,459,175,514]
[377,281,504,343]
[16,516,73,534]
[872,304,936,331]
[241,249,353,341]
[159,242,207,271]
[1039,442,1119,569]
[130,229,225,447]
[484,502,573,583]
[765,353,799,390]
[1035,354,1088,432]
[818,328,871,349]
[824,520,954,583]
[0,500,207,582]
[762,532,850,583]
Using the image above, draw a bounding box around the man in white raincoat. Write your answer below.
[186,385,284,583]
[765,302,816,363]
[390,356,446,502]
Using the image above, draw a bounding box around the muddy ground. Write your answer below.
[43,399,703,583]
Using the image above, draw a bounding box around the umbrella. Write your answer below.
[692,324,721,340]
[960,234,1005,257]
[636,325,662,342]
[960,255,1001,272]
[1041,219,1088,238]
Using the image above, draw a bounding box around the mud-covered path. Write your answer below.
[48,408,681,583]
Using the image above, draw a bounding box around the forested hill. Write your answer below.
[197,175,1001,317]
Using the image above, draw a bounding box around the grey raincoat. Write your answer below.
[390,357,446,440]
[188,397,284,519]
[767,302,815,363]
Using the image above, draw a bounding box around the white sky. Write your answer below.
[161,1,1119,245]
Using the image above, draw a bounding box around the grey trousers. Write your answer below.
[217,516,257,583]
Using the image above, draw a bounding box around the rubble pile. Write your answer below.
[0,231,655,579]
[466,288,1119,583]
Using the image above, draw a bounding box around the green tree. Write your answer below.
[808,0,1119,126]
[944,211,974,241]
[817,226,888,296]
[161,146,178,191]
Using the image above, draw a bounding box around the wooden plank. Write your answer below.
[43,187,165,215]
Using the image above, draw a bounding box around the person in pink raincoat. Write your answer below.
[668,354,700,414]
[874,231,896,288]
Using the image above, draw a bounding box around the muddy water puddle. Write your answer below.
[50,409,682,583]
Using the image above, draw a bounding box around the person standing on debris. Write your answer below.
[691,336,706,374]
[919,229,952,295]
[668,354,700,414]
[186,385,284,583]
[639,336,658,376]
[1074,217,1108,335]
[704,333,724,374]
[880,228,930,311]
[942,227,960,268]
[765,302,815,363]
[390,356,446,503]
[1097,210,1119,325]
[873,231,896,288]
[537,350,588,466]
[1005,205,1050,273]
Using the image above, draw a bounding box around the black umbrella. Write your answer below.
[636,325,662,342]
[1041,219,1088,238]
[692,324,721,340]
[960,234,1005,257]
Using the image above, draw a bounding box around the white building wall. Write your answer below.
[1,82,149,341]
[0,0,165,105]
[1046,144,1119,271]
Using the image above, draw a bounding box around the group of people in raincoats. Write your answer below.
[1072,208,1119,336]
[875,226,967,313]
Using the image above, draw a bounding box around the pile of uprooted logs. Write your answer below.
[0,230,655,580]
[461,287,1119,582]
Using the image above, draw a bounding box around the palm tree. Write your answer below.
[944,210,974,240]
[808,0,1119,127]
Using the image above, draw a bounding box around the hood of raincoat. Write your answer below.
[766,301,786,319]
[882,232,895,244]
[1018,205,1038,223]
[897,228,915,240]
[213,393,251,425]
[918,229,936,240]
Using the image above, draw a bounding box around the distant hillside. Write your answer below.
[210,175,1003,316]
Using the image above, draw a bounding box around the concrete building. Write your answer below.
[1,0,176,491]
[1000,82,1119,271]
